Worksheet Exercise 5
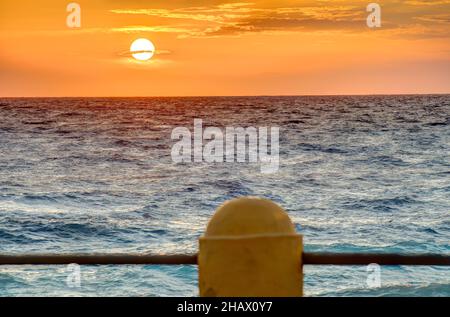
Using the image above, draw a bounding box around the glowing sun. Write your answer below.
[130,38,155,61]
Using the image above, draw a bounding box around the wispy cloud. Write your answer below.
[108,1,450,39]
[109,3,365,38]
[404,0,450,6]
[110,26,193,34]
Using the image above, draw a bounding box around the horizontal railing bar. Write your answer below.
[0,253,448,266]
[302,253,450,266]
[0,254,198,265]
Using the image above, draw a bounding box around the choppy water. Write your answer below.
[0,95,449,297]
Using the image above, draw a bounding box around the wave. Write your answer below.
[424,120,448,127]
[296,143,348,154]
[319,283,450,297]
[305,241,447,253]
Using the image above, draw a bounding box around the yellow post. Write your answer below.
[199,197,303,297]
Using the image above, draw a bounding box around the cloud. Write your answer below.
[110,26,193,34]
[404,0,450,6]
[110,3,365,37]
[414,14,450,24]
[108,1,450,39]
[110,8,227,23]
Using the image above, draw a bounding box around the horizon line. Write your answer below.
[1,92,450,99]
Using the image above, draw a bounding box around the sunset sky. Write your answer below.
[0,0,449,97]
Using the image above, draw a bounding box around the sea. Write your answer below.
[0,95,449,296]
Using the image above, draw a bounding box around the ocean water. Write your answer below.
[0,95,449,297]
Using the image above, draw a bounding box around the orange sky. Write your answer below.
[0,0,449,97]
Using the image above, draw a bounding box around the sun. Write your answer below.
[130,38,155,61]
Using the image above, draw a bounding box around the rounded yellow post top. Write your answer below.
[204,197,296,237]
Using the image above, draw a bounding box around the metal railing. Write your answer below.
[0,253,448,266]
[3,196,447,296]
